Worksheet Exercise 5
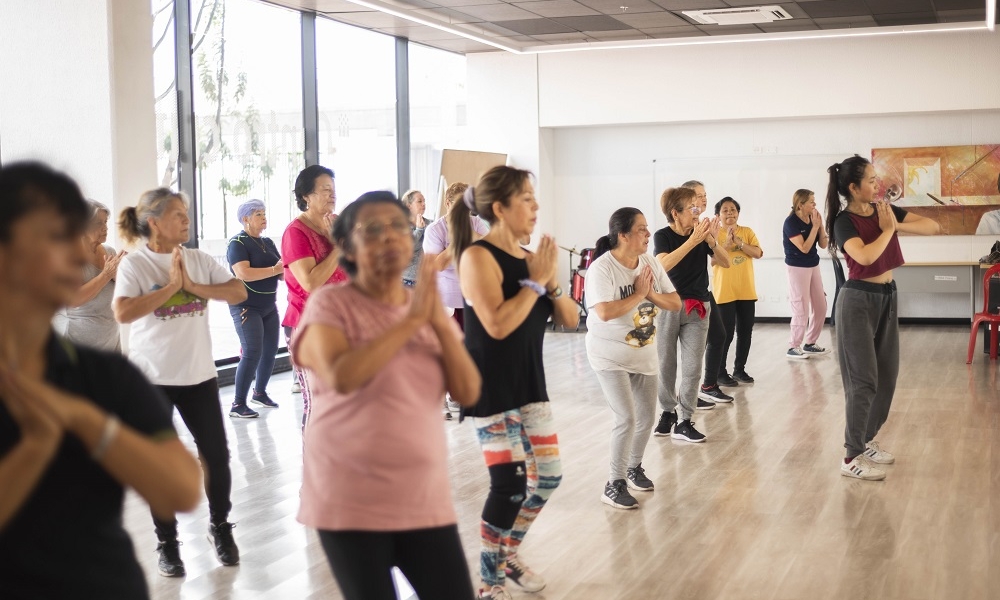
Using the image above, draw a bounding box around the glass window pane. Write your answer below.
[152,0,178,189]
[316,19,398,208]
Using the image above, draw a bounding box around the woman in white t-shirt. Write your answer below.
[113,189,247,579]
[585,207,680,511]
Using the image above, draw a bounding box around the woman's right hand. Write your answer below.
[408,258,439,326]
[526,235,558,286]
[811,208,823,229]
[0,342,64,448]
[633,266,653,298]
[876,201,896,233]
[102,250,126,280]
[169,248,185,293]
[689,219,711,245]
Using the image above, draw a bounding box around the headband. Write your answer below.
[463,186,478,216]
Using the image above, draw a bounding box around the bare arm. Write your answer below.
[288,252,339,293]
[550,295,580,329]
[69,270,114,308]
[231,260,283,283]
[896,212,941,236]
[430,313,481,407]
[841,230,895,267]
[648,290,681,312]
[655,238,699,273]
[708,238,731,269]
[593,291,646,322]
[184,277,247,305]
[460,245,541,340]
[431,252,453,271]
[114,285,179,324]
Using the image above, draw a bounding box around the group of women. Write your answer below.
[0,153,939,599]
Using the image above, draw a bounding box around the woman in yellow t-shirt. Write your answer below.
[712,197,763,385]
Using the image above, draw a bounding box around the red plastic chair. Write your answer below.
[967,263,1000,363]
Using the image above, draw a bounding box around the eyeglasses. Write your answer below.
[688,206,702,215]
[356,219,410,240]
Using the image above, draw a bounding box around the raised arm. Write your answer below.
[896,211,941,236]
[287,252,339,292]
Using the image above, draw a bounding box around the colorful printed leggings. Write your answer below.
[284,326,311,430]
[472,402,562,588]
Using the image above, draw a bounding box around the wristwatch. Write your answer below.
[547,285,563,299]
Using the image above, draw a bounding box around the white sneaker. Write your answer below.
[505,554,546,592]
[841,455,886,481]
[863,440,895,464]
[786,347,810,360]
[479,585,513,600]
[290,381,301,394]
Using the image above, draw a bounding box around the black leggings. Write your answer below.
[717,300,756,373]
[702,297,726,386]
[318,526,474,600]
[152,378,232,540]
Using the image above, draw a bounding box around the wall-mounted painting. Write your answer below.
[871,145,1000,235]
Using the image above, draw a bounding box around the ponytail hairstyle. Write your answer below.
[594,207,643,260]
[659,186,697,224]
[119,188,187,244]
[448,166,532,267]
[790,189,813,216]
[825,154,870,250]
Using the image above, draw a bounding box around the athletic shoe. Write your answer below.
[863,440,895,465]
[699,385,734,404]
[207,522,240,566]
[803,343,829,355]
[671,419,706,443]
[626,464,654,492]
[601,479,639,509]
[229,403,259,418]
[445,394,461,412]
[250,391,278,408]
[653,411,677,437]
[479,586,513,600]
[696,398,716,410]
[290,380,301,394]
[156,540,185,577]
[733,370,755,384]
[841,455,886,481]
[717,372,739,387]
[786,347,810,360]
[504,554,546,592]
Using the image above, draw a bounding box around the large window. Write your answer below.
[152,0,179,190]
[316,19,398,207]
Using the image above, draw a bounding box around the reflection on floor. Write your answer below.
[124,323,1000,599]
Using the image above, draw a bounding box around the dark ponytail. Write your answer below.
[825,154,870,250]
[593,207,643,260]
[448,186,475,267]
[449,166,533,269]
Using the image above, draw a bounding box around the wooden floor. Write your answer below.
[124,323,1000,599]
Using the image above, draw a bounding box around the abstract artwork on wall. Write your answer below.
[871,145,1000,235]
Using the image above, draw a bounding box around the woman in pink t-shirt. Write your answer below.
[292,191,481,600]
[281,165,348,429]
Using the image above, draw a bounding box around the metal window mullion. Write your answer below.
[395,37,410,195]
[302,12,319,167]
[174,0,199,248]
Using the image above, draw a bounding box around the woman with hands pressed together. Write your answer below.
[0,163,201,599]
[452,166,578,600]
[783,189,830,359]
[291,192,480,600]
[586,208,680,510]
[114,188,247,578]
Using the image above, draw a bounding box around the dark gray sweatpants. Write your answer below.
[835,280,899,460]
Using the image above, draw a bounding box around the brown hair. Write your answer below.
[444,182,468,209]
[659,186,696,224]
[791,189,814,215]
[448,166,532,266]
[119,188,187,244]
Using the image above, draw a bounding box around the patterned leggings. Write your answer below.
[473,402,562,588]
[284,326,311,430]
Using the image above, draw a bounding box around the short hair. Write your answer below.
[715,197,740,215]
[293,165,335,212]
[0,162,89,243]
[681,180,704,190]
[332,191,410,277]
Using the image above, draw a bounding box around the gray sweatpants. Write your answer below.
[657,302,711,421]
[594,370,657,482]
[835,281,899,460]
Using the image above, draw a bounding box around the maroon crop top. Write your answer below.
[833,204,907,280]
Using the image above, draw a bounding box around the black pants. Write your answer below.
[318,526,474,600]
[717,300,756,374]
[152,378,232,540]
[702,297,726,386]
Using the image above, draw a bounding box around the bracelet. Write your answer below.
[518,279,546,296]
[548,285,564,299]
[91,415,120,461]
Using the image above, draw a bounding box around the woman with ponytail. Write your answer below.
[586,208,680,510]
[782,189,829,359]
[826,154,940,481]
[455,166,578,600]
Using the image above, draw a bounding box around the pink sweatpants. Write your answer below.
[786,264,827,348]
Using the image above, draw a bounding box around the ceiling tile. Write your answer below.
[813,14,877,28]
[453,2,541,19]
[381,25,467,40]
[866,0,932,14]
[431,37,506,52]
[931,0,982,9]
[529,31,594,39]
[873,11,937,26]
[552,14,634,29]
[800,0,869,19]
[410,7,484,23]
[330,11,421,27]
[697,24,763,35]
[935,8,986,21]
[577,0,666,14]
[423,0,504,7]
[613,10,688,26]
[649,0,728,8]
[493,17,578,33]
[514,0,600,17]
[755,20,819,31]
[777,3,811,19]
[311,0,377,12]
[583,29,648,38]
[649,27,708,36]
[377,0,440,9]
[637,24,703,34]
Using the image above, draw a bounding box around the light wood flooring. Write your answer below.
[124,323,1000,599]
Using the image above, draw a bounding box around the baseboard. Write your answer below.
[755,316,968,326]
[216,353,293,388]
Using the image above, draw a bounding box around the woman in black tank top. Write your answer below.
[449,166,579,600]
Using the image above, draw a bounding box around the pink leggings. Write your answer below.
[786,264,827,348]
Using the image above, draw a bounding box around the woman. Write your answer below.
[712,197,762,384]
[114,188,248,577]
[401,189,428,287]
[586,208,680,510]
[783,189,830,359]
[453,166,579,600]
[0,162,200,599]
[52,199,127,352]
[226,199,283,418]
[291,191,481,600]
[652,187,730,443]
[281,165,346,427]
[826,155,939,481]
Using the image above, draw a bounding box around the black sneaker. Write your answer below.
[626,464,654,492]
[802,343,829,355]
[600,479,638,509]
[156,540,185,577]
[733,370,755,384]
[672,419,706,443]
[250,391,278,408]
[229,403,259,418]
[698,385,734,404]
[717,372,739,387]
[653,411,677,437]
[207,522,240,566]
[696,398,716,410]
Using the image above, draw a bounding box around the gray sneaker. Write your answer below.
[786,347,810,360]
[601,479,639,509]
[803,343,829,355]
[626,464,654,492]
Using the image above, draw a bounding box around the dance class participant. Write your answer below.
[827,155,940,480]
[293,192,481,600]
[586,208,680,509]
[0,162,200,599]
[401,189,429,287]
[652,186,730,443]
[114,188,247,576]
[453,166,579,599]
[783,189,830,359]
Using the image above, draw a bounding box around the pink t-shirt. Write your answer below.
[281,218,348,328]
[291,284,460,531]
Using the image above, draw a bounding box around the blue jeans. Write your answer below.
[229,303,280,405]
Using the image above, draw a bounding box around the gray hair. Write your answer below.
[118,188,187,243]
[400,189,423,207]
[87,199,111,220]
[681,180,704,190]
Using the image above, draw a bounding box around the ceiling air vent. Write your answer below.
[682,5,793,26]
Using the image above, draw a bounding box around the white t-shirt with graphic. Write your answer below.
[585,251,674,375]
[114,245,233,386]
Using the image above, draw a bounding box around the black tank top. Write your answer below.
[463,240,553,418]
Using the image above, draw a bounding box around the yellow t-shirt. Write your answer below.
[713,225,759,304]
